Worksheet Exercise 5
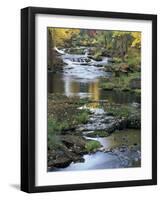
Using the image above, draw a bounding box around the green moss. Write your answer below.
[85,140,101,152]
[93,52,102,61]
[86,130,109,137]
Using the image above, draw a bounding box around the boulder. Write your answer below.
[127,114,141,129]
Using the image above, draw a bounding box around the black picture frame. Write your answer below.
[21,6,157,193]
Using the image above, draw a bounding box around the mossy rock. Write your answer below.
[102,82,115,91]
[85,130,110,137]
[85,140,101,152]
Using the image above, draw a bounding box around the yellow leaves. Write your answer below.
[112,31,141,49]
[131,32,141,48]
[112,31,130,38]
[48,28,80,47]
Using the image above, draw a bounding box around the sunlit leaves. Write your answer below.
[131,32,141,48]
[48,28,80,47]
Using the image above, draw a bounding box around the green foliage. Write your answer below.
[100,72,140,91]
[113,57,122,63]
[107,105,136,118]
[48,28,80,47]
[127,48,141,70]
[112,31,132,61]
[47,118,64,149]
[92,51,102,61]
[48,28,141,72]
[131,32,141,48]
[101,82,115,90]
[48,118,69,134]
[85,140,101,152]
[48,96,91,135]
[74,110,90,124]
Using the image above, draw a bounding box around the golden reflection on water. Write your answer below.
[88,80,100,108]
[70,81,80,93]
[64,79,109,109]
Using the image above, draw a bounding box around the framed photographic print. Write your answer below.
[21,7,157,193]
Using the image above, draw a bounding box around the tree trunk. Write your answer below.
[47,29,54,69]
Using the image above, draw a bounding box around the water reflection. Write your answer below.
[48,72,140,104]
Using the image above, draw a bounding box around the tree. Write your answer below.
[131,32,141,48]
[112,31,132,61]
[48,28,80,47]
[47,28,54,68]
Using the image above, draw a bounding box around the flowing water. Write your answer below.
[52,129,141,171]
[48,49,141,171]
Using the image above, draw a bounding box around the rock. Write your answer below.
[127,114,141,129]
[84,130,110,137]
[98,147,105,152]
[51,157,73,168]
[129,78,141,89]
[120,63,129,72]
[131,102,141,109]
[104,64,113,72]
[48,135,89,168]
[104,148,112,153]
[61,135,87,153]
[73,157,85,163]
[107,57,114,62]
[119,146,128,152]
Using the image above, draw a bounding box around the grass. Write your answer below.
[112,48,141,71]
[48,109,90,134]
[75,110,90,124]
[47,95,91,149]
[85,140,101,152]
[47,118,69,149]
[47,95,91,150]
[101,82,115,90]
[106,105,139,118]
[100,72,140,92]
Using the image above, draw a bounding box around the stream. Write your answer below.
[48,48,141,171]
